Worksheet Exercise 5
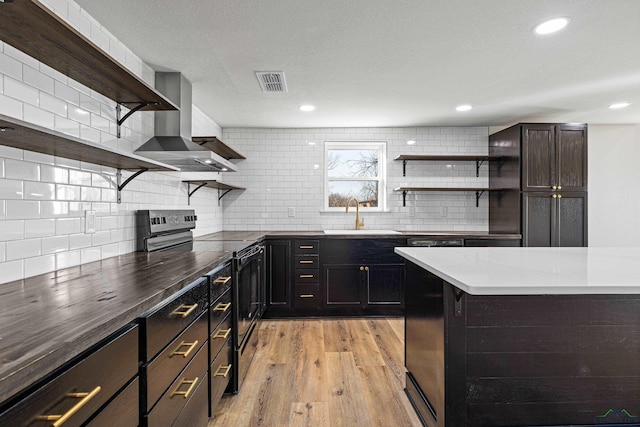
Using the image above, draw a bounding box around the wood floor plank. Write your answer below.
[288,402,330,427]
[209,317,420,427]
[323,318,386,367]
[326,351,374,427]
[358,365,422,426]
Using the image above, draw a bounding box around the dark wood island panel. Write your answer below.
[405,260,640,426]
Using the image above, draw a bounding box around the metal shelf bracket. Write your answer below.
[116,168,147,204]
[475,159,486,177]
[475,190,486,207]
[186,182,208,206]
[116,102,158,138]
[218,188,233,203]
[402,190,408,207]
[402,159,408,177]
[454,289,465,317]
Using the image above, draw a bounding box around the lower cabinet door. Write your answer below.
[209,338,232,417]
[172,371,209,427]
[323,264,362,307]
[366,264,404,306]
[145,343,208,427]
[86,378,139,427]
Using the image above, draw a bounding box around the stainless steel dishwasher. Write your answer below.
[406,238,464,247]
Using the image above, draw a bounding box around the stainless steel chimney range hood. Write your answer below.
[135,72,237,172]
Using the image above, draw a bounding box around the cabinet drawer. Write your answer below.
[145,343,208,427]
[294,268,319,283]
[294,240,319,255]
[294,284,320,308]
[210,313,231,363]
[139,277,208,361]
[209,338,232,417]
[86,377,138,427]
[0,324,138,427]
[295,255,318,268]
[210,288,232,331]
[206,261,232,302]
[173,371,209,427]
[142,310,208,411]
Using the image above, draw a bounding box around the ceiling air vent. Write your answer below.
[255,71,287,93]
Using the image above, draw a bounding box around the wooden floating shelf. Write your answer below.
[0,114,177,172]
[191,137,246,160]
[0,0,177,112]
[182,180,245,205]
[394,187,510,207]
[395,154,505,177]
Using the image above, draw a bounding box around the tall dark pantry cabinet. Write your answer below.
[489,123,588,246]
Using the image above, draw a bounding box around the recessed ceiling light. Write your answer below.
[609,102,630,109]
[299,105,315,112]
[456,104,472,112]
[534,17,569,35]
[204,159,213,164]
[406,140,417,145]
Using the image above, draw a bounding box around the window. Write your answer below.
[324,142,386,211]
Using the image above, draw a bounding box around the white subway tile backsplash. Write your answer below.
[0,93,23,120]
[25,219,56,238]
[23,65,55,94]
[0,52,23,81]
[6,238,41,260]
[69,232,92,250]
[25,254,56,277]
[56,217,82,234]
[23,104,56,130]
[54,115,80,137]
[42,235,70,254]
[0,260,23,283]
[69,106,91,125]
[4,77,39,107]
[0,242,4,262]
[40,201,69,218]
[41,165,69,184]
[5,159,40,181]
[24,182,55,200]
[81,246,101,264]
[0,179,23,200]
[40,92,68,116]
[0,220,24,241]
[56,249,81,270]
[6,200,40,220]
[54,80,80,106]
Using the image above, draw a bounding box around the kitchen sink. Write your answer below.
[323,230,401,235]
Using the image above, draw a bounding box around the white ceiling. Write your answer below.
[75,0,640,128]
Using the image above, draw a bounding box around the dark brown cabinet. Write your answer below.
[522,123,588,192]
[523,192,587,247]
[266,240,292,309]
[490,123,588,247]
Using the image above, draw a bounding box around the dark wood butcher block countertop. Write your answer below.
[0,249,232,403]
[197,230,522,240]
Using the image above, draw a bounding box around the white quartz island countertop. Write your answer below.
[395,247,640,295]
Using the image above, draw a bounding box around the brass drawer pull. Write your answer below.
[299,274,314,278]
[171,340,199,358]
[299,245,314,249]
[299,260,314,264]
[213,328,231,340]
[299,294,314,298]
[170,303,198,318]
[213,276,231,285]
[36,386,101,426]
[213,364,232,378]
[170,377,199,399]
[213,302,231,312]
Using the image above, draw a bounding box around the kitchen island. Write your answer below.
[395,247,640,427]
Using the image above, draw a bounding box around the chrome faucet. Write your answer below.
[345,197,365,230]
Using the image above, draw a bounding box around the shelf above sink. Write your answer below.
[323,230,401,235]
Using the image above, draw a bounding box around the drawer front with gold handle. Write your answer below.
[209,338,232,417]
[36,386,102,426]
[85,378,138,427]
[139,277,208,361]
[210,288,231,329]
[294,240,319,255]
[206,261,233,301]
[142,310,208,409]
[295,268,319,284]
[295,255,318,268]
[146,343,208,427]
[0,325,138,427]
[210,314,232,362]
[295,284,320,308]
[213,276,231,286]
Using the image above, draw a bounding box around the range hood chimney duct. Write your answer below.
[135,72,236,172]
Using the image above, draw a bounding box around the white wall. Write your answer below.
[0,0,223,284]
[221,127,490,231]
[588,124,640,246]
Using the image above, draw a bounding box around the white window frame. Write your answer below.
[323,141,387,212]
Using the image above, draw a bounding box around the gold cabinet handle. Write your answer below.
[558,185,562,190]
[359,266,364,271]
[299,274,314,278]
[299,245,314,249]
[171,340,199,358]
[299,260,314,264]
[213,302,231,312]
[36,386,101,427]
[214,364,232,378]
[213,328,231,340]
[552,185,557,190]
[557,194,562,199]
[299,294,314,298]
[170,377,199,399]
[213,276,231,285]
[170,303,198,318]
[364,266,369,271]
[552,194,558,199]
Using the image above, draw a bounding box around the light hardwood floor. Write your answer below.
[209,317,422,427]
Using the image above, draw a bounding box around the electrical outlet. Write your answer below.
[288,207,295,217]
[85,210,96,234]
